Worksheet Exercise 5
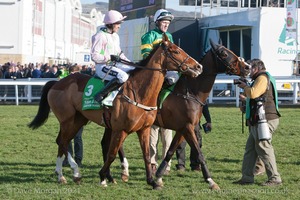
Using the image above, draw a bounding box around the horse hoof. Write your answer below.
[73,176,82,184]
[121,173,129,182]
[157,178,164,187]
[59,176,67,184]
[109,179,117,184]
[100,180,108,187]
[210,183,220,190]
[153,185,163,190]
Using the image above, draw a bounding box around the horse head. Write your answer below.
[161,33,202,78]
[210,39,250,77]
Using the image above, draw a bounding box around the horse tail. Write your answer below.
[28,80,57,129]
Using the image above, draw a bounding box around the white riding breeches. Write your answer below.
[95,63,135,83]
[165,71,179,85]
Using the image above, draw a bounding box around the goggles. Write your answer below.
[158,12,172,19]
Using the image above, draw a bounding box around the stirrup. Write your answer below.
[94,93,106,103]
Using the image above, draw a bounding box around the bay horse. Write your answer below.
[153,40,250,189]
[28,33,202,189]
[102,39,250,190]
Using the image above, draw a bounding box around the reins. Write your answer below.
[111,43,190,73]
[113,58,164,71]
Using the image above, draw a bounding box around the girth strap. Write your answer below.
[122,94,157,111]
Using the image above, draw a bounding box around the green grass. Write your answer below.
[0,105,299,199]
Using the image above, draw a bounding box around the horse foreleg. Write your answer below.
[102,128,129,182]
[137,128,161,190]
[156,131,185,183]
[118,146,129,182]
[183,128,220,190]
[99,130,127,187]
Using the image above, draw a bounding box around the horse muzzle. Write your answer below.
[191,63,203,77]
[240,60,251,78]
[179,60,202,78]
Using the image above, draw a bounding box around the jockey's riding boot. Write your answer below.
[94,78,123,104]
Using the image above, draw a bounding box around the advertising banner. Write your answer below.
[286,0,297,40]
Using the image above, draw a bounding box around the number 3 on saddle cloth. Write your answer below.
[82,77,119,110]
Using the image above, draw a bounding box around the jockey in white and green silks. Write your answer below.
[90,10,135,103]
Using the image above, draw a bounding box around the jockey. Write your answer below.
[91,10,135,104]
[141,9,178,176]
[141,9,179,86]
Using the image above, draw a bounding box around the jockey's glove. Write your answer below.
[110,55,121,62]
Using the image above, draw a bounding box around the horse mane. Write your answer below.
[128,44,162,75]
[136,44,161,66]
[199,48,212,63]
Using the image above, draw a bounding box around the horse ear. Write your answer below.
[163,33,169,42]
[210,39,218,51]
[218,38,223,45]
[162,33,170,47]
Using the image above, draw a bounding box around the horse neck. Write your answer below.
[174,50,219,102]
[124,55,165,105]
[202,50,228,75]
[184,74,216,103]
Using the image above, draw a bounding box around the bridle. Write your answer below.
[161,43,191,73]
[211,45,240,75]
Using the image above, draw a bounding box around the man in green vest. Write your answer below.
[233,58,282,186]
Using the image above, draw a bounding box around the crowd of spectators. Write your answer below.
[0,61,95,101]
[0,61,95,80]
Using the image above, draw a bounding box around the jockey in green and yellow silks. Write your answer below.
[141,9,179,86]
[141,28,174,59]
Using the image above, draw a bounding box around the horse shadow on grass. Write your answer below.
[204,157,242,174]
[0,161,58,183]
[0,161,103,183]
[0,160,150,184]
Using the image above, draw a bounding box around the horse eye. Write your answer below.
[221,51,228,57]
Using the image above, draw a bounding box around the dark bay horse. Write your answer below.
[152,40,250,189]
[28,34,202,189]
[103,40,250,190]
